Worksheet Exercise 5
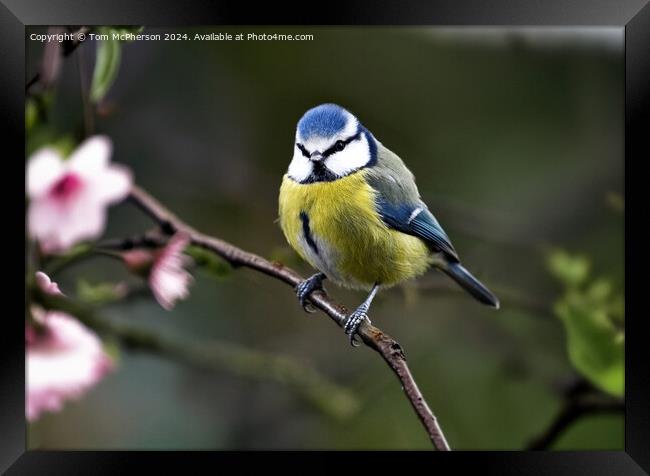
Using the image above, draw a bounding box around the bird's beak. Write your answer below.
[310,151,324,162]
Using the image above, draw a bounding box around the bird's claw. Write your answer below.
[296,274,325,314]
[344,306,370,347]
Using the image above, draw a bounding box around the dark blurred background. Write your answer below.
[26,26,623,449]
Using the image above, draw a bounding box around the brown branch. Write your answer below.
[526,379,624,450]
[526,399,623,450]
[128,185,451,450]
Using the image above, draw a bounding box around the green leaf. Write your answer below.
[185,245,232,280]
[77,279,126,305]
[25,99,38,132]
[547,249,590,288]
[90,30,122,103]
[585,278,612,304]
[556,294,624,397]
[549,250,624,397]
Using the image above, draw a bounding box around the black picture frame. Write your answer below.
[3,0,648,473]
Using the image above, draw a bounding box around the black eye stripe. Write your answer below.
[323,132,361,157]
[296,132,361,160]
[296,143,310,158]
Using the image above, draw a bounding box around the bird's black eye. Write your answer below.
[323,134,358,158]
[296,143,310,158]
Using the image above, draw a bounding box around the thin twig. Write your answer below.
[96,230,167,250]
[526,399,624,450]
[526,379,624,450]
[27,26,90,96]
[35,291,360,421]
[127,185,451,450]
[44,231,166,277]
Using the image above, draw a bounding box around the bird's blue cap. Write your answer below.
[297,103,354,140]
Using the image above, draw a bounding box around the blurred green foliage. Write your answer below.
[90,27,144,103]
[77,279,126,306]
[547,250,624,397]
[27,127,76,158]
[25,98,38,132]
[90,28,123,103]
[185,245,232,280]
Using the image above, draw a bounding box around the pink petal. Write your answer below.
[35,271,63,296]
[149,233,193,310]
[53,194,107,251]
[28,196,68,251]
[27,148,65,198]
[27,136,136,254]
[89,164,133,204]
[29,188,107,253]
[151,268,193,310]
[67,135,112,179]
[26,312,113,421]
[162,232,192,259]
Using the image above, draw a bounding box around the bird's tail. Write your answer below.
[440,261,500,309]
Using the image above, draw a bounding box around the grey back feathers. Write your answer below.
[368,143,459,261]
[366,144,420,204]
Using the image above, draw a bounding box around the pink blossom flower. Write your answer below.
[27,136,132,253]
[27,272,113,421]
[34,270,62,295]
[149,233,193,310]
[26,312,113,422]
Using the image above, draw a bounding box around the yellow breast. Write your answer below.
[278,170,432,290]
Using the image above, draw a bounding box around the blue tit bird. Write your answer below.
[278,103,499,345]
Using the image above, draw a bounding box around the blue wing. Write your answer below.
[376,198,459,262]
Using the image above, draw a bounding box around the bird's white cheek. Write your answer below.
[287,152,312,182]
[325,140,369,177]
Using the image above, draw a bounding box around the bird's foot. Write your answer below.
[296,273,326,314]
[344,304,371,347]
